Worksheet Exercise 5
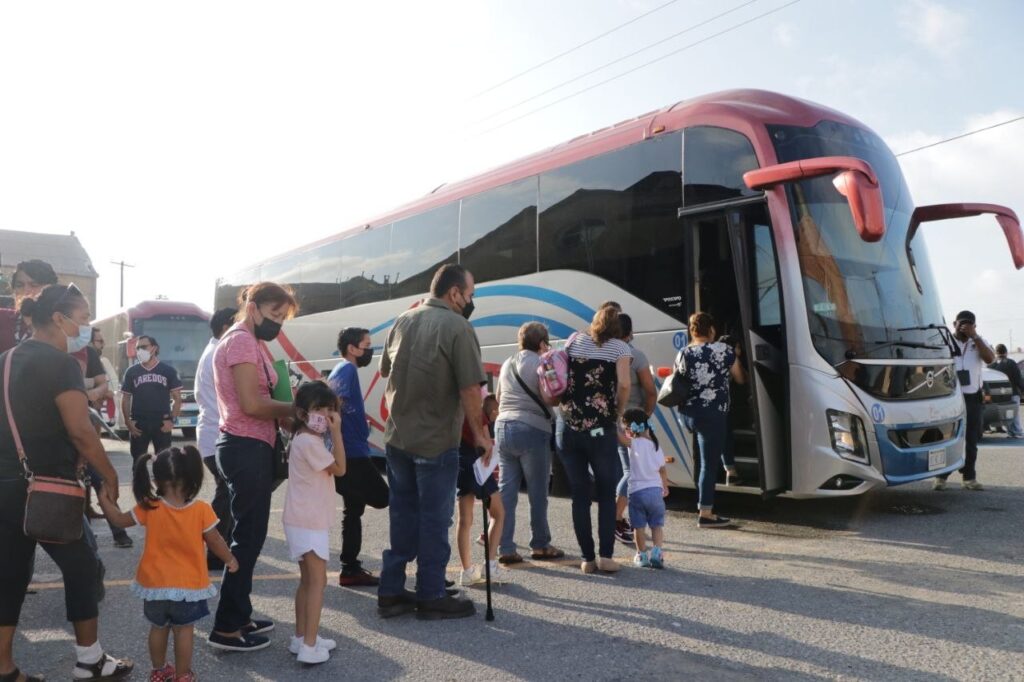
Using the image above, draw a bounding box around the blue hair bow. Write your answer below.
[628,421,650,435]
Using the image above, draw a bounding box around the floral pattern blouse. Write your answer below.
[682,342,736,413]
[562,333,632,431]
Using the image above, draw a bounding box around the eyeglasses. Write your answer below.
[55,283,84,308]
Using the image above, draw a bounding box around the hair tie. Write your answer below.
[629,421,646,435]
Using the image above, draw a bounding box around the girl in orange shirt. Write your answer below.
[99,445,237,682]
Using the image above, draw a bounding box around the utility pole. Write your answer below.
[110,260,135,308]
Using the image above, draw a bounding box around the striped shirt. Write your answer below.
[563,333,632,431]
[566,334,632,363]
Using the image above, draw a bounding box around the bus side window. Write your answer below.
[752,222,783,331]
[460,176,538,282]
[390,204,459,300]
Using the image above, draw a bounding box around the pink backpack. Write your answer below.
[537,333,577,401]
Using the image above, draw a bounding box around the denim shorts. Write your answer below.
[144,598,210,627]
[628,487,666,529]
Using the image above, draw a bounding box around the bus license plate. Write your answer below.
[928,448,946,471]
[178,417,197,427]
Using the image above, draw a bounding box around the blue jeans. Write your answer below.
[616,445,630,499]
[213,433,274,632]
[558,427,619,561]
[683,407,728,511]
[496,420,553,555]
[379,446,459,601]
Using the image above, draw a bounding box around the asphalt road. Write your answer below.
[13,437,1024,681]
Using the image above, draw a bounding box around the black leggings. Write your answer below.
[0,478,99,626]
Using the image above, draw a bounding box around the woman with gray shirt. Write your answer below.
[495,322,564,564]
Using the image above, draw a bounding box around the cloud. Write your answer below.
[772,22,794,48]
[899,0,967,55]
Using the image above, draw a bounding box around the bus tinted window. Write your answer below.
[460,177,538,282]
[390,203,459,299]
[261,253,304,313]
[538,133,685,322]
[340,226,392,308]
[300,239,345,315]
[215,265,260,311]
[684,126,760,206]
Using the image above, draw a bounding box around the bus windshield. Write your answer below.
[769,120,948,365]
[135,317,210,388]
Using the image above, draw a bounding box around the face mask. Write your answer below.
[254,314,282,341]
[136,349,152,364]
[459,292,475,320]
[64,317,92,354]
[306,412,329,434]
[355,346,374,368]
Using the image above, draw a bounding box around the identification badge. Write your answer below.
[956,370,971,386]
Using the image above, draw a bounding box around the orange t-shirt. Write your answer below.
[130,499,219,600]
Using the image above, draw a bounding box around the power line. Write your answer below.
[477,0,802,137]
[895,115,1024,157]
[473,0,761,125]
[471,0,685,100]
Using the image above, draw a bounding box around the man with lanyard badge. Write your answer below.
[934,310,994,491]
[121,335,182,462]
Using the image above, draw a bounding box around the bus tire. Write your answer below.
[181,427,197,441]
[549,450,571,497]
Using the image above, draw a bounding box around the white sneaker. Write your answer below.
[963,479,985,491]
[459,565,485,587]
[289,635,337,655]
[932,478,947,491]
[488,560,509,584]
[297,642,330,664]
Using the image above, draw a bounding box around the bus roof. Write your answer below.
[242,88,866,270]
[95,300,211,324]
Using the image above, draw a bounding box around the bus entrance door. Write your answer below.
[725,203,790,497]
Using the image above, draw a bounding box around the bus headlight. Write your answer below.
[826,410,869,464]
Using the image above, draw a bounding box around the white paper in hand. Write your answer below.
[473,452,498,487]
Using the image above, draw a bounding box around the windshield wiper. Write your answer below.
[844,339,943,361]
[896,324,960,357]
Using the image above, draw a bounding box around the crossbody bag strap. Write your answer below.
[509,358,550,420]
[3,349,32,478]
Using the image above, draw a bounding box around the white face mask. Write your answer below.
[63,317,92,354]
[136,349,152,364]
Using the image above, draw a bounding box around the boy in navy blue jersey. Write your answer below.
[121,335,182,461]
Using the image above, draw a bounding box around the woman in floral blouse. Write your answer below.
[680,312,746,528]
[559,306,632,574]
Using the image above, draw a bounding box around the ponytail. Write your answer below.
[133,453,159,510]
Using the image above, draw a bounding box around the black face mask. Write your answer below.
[355,346,374,368]
[460,293,475,320]
[254,316,282,342]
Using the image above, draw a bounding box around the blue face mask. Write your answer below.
[63,316,92,354]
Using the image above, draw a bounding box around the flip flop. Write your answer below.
[530,546,565,560]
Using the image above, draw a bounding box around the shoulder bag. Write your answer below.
[656,348,692,408]
[509,356,557,452]
[3,348,86,544]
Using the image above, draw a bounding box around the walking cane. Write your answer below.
[480,494,495,621]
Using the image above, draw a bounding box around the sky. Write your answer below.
[1,0,1023,345]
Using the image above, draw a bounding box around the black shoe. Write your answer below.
[339,566,380,587]
[445,579,455,588]
[207,631,271,652]
[72,652,133,679]
[697,515,732,529]
[416,594,476,620]
[378,589,417,618]
[113,534,133,549]
[241,619,274,635]
[614,519,634,544]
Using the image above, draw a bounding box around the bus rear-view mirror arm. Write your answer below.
[908,203,1024,270]
[743,156,886,243]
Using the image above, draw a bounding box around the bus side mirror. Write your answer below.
[743,155,885,242]
[908,203,1024,270]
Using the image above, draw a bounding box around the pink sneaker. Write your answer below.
[150,664,174,682]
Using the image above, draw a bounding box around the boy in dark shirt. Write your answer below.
[120,335,182,460]
[988,343,1024,438]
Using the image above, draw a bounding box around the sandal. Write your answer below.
[73,653,134,681]
[530,546,565,560]
[0,668,44,682]
[497,553,523,565]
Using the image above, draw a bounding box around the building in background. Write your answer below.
[0,229,98,311]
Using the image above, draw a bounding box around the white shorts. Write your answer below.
[283,524,330,562]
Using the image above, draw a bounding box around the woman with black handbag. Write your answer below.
[208,282,297,653]
[679,312,746,528]
[0,284,133,681]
